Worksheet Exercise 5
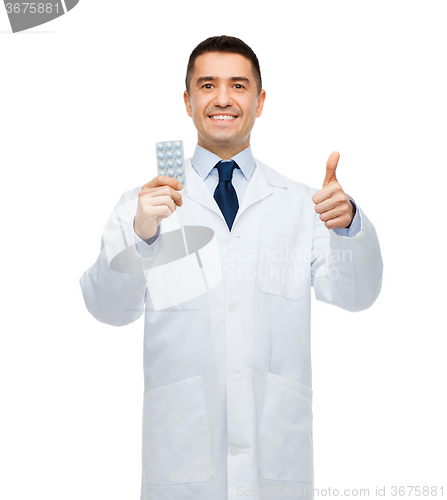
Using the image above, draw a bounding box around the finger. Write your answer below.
[314,198,337,215]
[149,204,177,220]
[323,151,340,187]
[143,175,184,191]
[318,206,348,222]
[312,183,340,205]
[139,184,183,207]
[140,194,176,210]
[314,188,347,213]
[324,214,352,230]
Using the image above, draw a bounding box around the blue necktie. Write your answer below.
[213,160,240,231]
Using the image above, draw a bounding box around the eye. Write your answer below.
[202,83,214,89]
[233,84,245,89]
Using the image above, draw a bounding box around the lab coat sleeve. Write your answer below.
[310,198,383,312]
[79,188,164,326]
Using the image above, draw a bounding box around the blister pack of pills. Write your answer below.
[156,141,185,185]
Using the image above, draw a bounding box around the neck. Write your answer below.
[198,138,249,161]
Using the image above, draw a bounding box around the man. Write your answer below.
[80,36,383,500]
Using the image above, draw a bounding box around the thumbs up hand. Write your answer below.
[312,152,355,230]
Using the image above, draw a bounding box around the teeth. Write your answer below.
[210,115,236,120]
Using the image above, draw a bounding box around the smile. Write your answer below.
[209,115,237,121]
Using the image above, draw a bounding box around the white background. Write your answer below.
[1,1,446,498]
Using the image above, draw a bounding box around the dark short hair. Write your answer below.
[185,35,262,95]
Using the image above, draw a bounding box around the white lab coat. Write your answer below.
[80,157,383,500]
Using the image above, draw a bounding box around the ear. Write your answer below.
[184,90,193,117]
[256,89,266,118]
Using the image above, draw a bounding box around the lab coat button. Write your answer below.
[358,231,365,241]
[229,446,239,456]
[232,373,242,383]
[228,302,238,312]
[220,234,229,242]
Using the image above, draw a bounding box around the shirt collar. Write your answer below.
[191,143,256,182]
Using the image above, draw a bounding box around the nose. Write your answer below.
[213,86,233,108]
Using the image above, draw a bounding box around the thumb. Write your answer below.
[323,151,340,187]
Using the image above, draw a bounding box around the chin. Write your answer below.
[206,131,237,143]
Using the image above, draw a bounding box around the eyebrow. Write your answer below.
[195,76,251,85]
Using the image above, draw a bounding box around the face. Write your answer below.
[184,52,266,159]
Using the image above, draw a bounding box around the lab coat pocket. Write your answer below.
[258,372,313,482]
[257,226,311,301]
[142,375,214,485]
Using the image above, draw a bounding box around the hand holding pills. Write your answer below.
[134,140,185,241]
[134,176,183,241]
[312,152,355,230]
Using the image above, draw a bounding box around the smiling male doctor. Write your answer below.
[80,36,383,500]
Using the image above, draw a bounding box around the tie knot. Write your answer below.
[215,160,239,182]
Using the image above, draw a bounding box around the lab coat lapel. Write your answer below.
[233,158,287,227]
[183,157,287,228]
[182,158,221,219]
